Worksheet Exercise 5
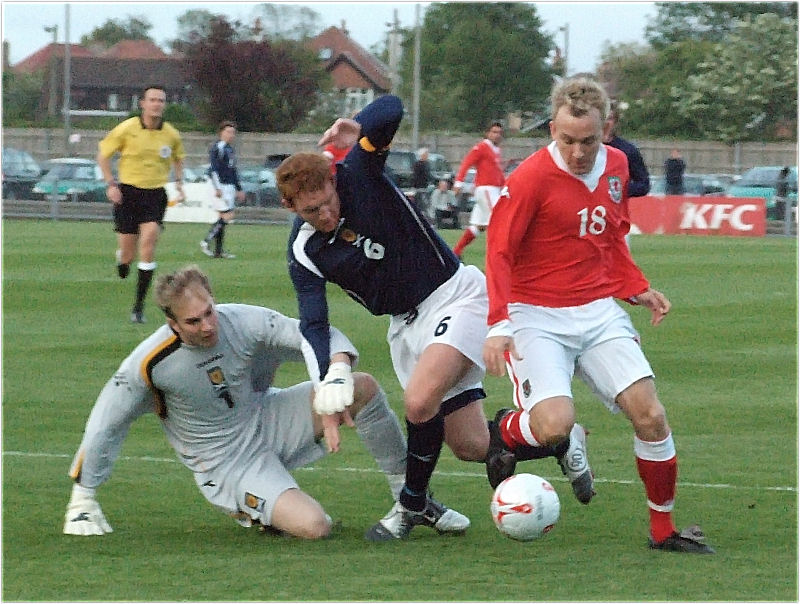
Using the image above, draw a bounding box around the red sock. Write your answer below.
[636,456,678,542]
[452,228,477,256]
[499,410,542,449]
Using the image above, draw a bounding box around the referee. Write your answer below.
[97,85,186,323]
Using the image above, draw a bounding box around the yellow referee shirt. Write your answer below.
[98,117,186,189]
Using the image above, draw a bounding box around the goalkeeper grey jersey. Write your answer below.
[69,304,357,488]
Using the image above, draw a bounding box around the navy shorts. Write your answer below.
[113,184,168,234]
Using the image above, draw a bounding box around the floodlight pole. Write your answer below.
[411,4,421,151]
[62,4,71,154]
[44,25,58,116]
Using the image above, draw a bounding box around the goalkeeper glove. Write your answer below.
[313,362,354,415]
[63,484,113,536]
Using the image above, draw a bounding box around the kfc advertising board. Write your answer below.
[628,196,766,237]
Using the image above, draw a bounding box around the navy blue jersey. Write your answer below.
[209,141,241,190]
[288,95,460,378]
[607,135,650,197]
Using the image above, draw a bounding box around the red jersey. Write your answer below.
[454,139,504,187]
[323,143,351,175]
[485,143,650,325]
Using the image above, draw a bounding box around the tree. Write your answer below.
[79,16,154,48]
[183,16,328,132]
[645,2,797,47]
[2,71,45,126]
[672,13,798,142]
[248,3,322,40]
[597,39,715,139]
[169,9,220,53]
[398,3,555,132]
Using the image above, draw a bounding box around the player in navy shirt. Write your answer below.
[277,95,493,541]
[201,121,244,259]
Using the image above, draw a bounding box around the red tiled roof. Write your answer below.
[309,26,391,92]
[101,40,168,59]
[13,43,94,73]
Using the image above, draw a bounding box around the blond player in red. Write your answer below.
[482,76,714,554]
[451,121,504,258]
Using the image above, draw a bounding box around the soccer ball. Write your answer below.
[491,473,560,541]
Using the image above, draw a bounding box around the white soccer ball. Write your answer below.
[491,473,560,541]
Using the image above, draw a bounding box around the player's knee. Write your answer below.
[353,372,378,401]
[448,435,489,462]
[298,513,332,540]
[531,413,573,446]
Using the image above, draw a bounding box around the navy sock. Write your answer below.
[400,412,444,512]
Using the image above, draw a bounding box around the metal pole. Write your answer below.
[411,4,421,151]
[44,25,58,116]
[62,4,71,154]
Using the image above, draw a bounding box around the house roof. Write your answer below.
[100,40,169,59]
[12,43,94,73]
[309,26,391,92]
[67,56,187,89]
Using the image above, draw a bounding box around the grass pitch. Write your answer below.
[2,219,797,601]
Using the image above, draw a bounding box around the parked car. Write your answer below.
[386,150,416,191]
[239,166,280,207]
[32,158,106,202]
[265,153,290,170]
[728,165,798,219]
[427,152,453,183]
[650,174,728,197]
[2,147,42,200]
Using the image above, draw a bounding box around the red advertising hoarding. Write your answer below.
[628,196,766,237]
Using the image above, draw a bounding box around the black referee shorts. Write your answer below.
[113,184,168,234]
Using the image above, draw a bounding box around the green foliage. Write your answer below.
[600,39,715,139]
[1,70,44,125]
[249,3,322,40]
[672,13,799,143]
[78,15,154,48]
[398,2,555,131]
[645,1,797,47]
[1,219,797,601]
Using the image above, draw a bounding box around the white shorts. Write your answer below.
[194,382,325,527]
[212,183,237,213]
[388,264,487,402]
[468,185,501,226]
[506,297,654,413]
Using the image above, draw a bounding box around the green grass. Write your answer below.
[2,219,797,601]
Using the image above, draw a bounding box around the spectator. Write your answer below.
[412,147,433,216]
[431,178,460,229]
[664,148,686,195]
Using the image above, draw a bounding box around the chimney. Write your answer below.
[340,20,349,36]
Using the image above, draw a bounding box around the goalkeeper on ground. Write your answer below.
[64,264,407,539]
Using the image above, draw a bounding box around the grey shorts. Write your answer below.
[193,382,326,527]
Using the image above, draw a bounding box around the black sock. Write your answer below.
[205,219,224,242]
[117,263,130,279]
[133,268,154,312]
[215,222,226,255]
[514,443,557,461]
[400,412,444,512]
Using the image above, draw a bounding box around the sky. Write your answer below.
[2,1,655,74]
